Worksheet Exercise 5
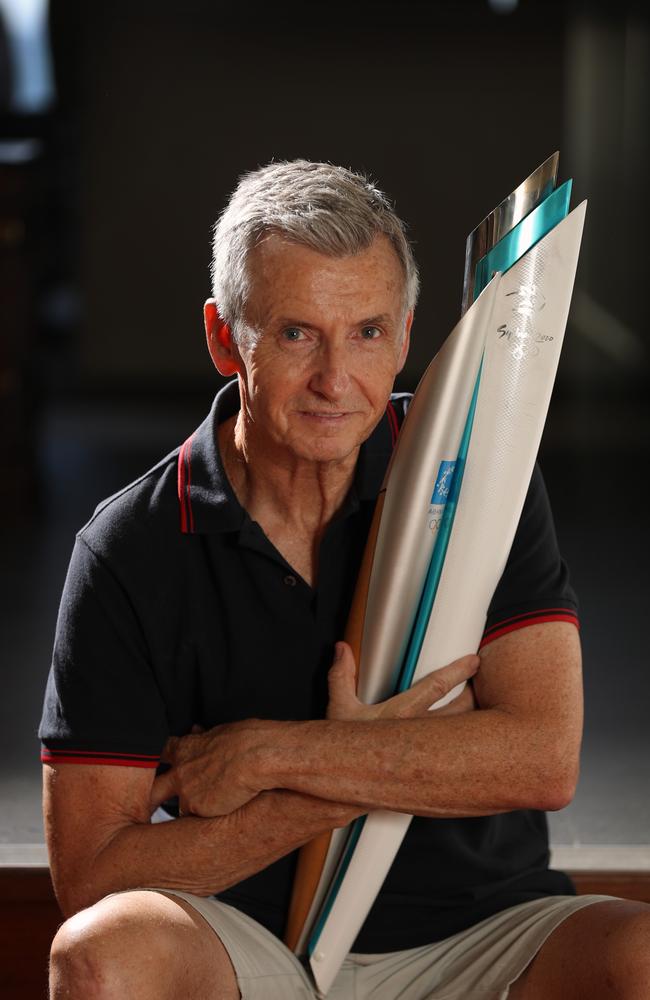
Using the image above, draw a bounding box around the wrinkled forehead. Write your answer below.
[243,233,408,323]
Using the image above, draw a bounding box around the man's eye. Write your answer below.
[361,326,381,340]
[282,327,304,342]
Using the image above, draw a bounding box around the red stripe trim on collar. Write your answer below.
[178,435,196,534]
[386,401,399,447]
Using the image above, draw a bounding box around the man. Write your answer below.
[41,160,649,999]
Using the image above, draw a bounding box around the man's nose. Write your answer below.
[308,341,351,399]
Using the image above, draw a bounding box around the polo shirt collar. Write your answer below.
[177,378,396,535]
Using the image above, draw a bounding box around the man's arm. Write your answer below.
[43,764,361,917]
[154,621,583,819]
[283,621,582,815]
[44,651,476,917]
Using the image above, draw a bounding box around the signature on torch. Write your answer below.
[497,282,553,360]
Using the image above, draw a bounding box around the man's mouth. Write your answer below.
[298,411,351,420]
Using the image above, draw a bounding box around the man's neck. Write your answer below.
[217,413,359,584]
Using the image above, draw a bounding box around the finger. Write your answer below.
[400,655,479,713]
[430,680,477,716]
[326,642,360,720]
[150,770,176,811]
[414,654,479,693]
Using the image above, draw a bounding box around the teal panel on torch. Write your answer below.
[308,818,366,956]
[473,180,572,298]
[398,180,573,700]
[396,362,482,694]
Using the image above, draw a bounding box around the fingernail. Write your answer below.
[334,642,344,661]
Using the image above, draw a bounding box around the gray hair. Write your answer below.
[210,160,419,343]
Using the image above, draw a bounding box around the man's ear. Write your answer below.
[204,299,242,377]
[396,310,413,374]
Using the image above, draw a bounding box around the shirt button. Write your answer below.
[284,574,297,587]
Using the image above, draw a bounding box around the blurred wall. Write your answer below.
[72,0,571,388]
[2,0,647,402]
[563,6,649,392]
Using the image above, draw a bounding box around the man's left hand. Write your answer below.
[150,719,269,818]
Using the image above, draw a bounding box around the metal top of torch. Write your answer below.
[461,152,559,315]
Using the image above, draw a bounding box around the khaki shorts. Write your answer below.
[142,889,614,999]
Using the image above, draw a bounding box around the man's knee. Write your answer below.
[49,890,238,1000]
[510,899,650,1000]
[50,896,170,999]
[600,903,650,995]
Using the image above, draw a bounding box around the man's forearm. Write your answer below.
[57,790,360,917]
[256,623,582,818]
[261,708,576,818]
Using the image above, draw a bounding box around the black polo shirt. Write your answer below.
[39,378,579,951]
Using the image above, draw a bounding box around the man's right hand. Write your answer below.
[326,642,479,722]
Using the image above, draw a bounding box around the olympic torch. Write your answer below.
[285,157,586,998]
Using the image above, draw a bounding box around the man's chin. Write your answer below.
[289,433,363,466]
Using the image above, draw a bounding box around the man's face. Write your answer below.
[232,234,411,465]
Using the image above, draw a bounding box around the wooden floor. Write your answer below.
[2,869,649,1000]
[1,869,63,1000]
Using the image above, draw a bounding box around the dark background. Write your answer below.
[1,0,648,855]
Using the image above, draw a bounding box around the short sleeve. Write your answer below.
[481,463,579,648]
[39,535,168,767]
